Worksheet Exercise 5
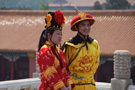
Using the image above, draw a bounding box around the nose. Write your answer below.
[86,25,90,30]
[84,26,88,30]
[59,34,62,39]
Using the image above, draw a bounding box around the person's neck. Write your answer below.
[78,33,88,41]
[48,39,55,46]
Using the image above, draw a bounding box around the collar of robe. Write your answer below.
[65,34,94,49]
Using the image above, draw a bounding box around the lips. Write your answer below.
[58,39,62,42]
[84,30,90,33]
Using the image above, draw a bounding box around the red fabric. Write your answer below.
[37,45,73,90]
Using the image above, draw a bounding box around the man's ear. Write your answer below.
[75,25,77,31]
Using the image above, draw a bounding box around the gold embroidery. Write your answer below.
[44,55,50,60]
[47,51,52,56]
[41,64,44,69]
[78,12,86,19]
[62,67,66,74]
[40,51,43,55]
[73,55,94,73]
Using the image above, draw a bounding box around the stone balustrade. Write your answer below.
[0,78,40,90]
[113,50,131,79]
[127,85,135,90]
[111,50,133,90]
[0,78,134,90]
[0,78,111,90]
[0,50,134,90]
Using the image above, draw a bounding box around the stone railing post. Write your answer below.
[111,50,133,90]
[33,49,41,78]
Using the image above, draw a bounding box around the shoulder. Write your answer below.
[38,45,53,57]
[64,39,81,49]
[37,45,55,63]
[63,34,79,46]
[63,36,81,48]
[57,47,64,54]
[91,39,100,49]
[61,38,73,50]
[92,39,99,44]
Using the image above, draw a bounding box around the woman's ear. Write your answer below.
[47,33,51,42]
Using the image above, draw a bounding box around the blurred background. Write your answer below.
[0,0,135,10]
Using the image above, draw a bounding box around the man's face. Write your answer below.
[78,20,91,36]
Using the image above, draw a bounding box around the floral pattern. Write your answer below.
[54,10,64,25]
[37,42,74,90]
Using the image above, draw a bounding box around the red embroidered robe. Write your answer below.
[37,41,74,90]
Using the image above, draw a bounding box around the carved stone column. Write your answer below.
[33,49,40,78]
[111,50,133,90]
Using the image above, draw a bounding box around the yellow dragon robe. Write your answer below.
[62,34,100,90]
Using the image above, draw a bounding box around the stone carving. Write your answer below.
[114,50,131,79]
[36,49,40,73]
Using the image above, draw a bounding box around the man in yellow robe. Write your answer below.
[62,12,100,90]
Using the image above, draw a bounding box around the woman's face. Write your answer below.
[78,20,91,36]
[51,30,62,45]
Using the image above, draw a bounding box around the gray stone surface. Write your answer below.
[114,50,131,79]
[111,50,133,90]
[33,72,40,78]
[111,78,133,90]
[35,49,40,73]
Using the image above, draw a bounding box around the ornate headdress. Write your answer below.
[70,8,95,31]
[45,10,66,30]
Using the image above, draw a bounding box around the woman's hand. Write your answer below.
[67,85,71,90]
[60,86,68,90]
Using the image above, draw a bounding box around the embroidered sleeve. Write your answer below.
[37,48,65,90]
[92,40,100,74]
[59,49,74,88]
[64,45,78,66]
[66,70,74,86]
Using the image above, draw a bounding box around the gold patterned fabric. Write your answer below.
[63,34,100,90]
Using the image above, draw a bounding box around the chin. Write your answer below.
[82,32,89,36]
[56,42,61,45]
[83,34,89,36]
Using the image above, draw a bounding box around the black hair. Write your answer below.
[76,23,82,35]
[38,29,55,51]
[76,23,79,30]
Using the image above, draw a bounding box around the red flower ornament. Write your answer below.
[54,10,64,25]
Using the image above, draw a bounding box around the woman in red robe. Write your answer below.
[37,10,74,90]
